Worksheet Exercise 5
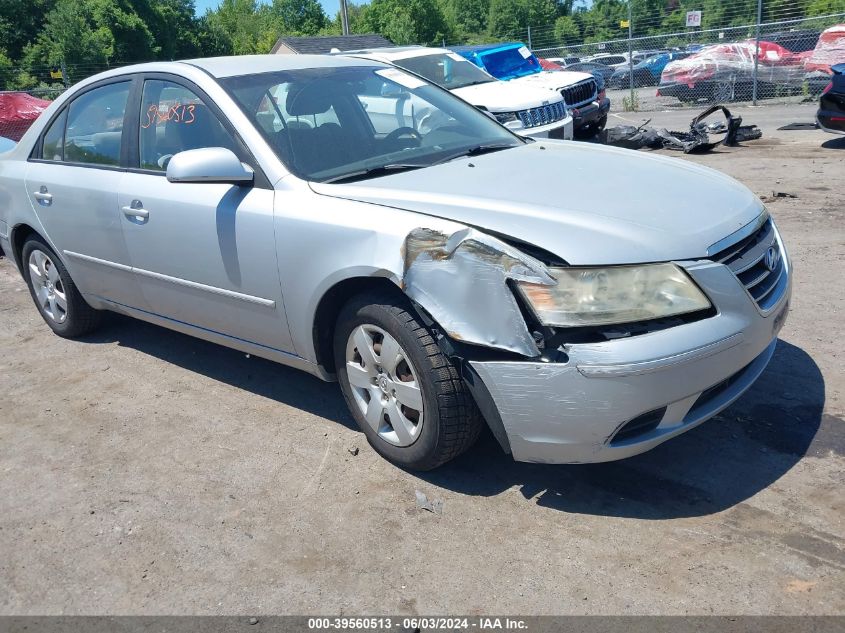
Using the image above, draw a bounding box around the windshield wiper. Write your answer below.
[322,163,426,184]
[432,143,518,165]
[458,79,495,87]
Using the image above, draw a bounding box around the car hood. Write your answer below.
[507,70,595,91]
[310,142,764,266]
[451,80,562,112]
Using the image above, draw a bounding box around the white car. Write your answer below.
[340,46,573,140]
[453,43,611,137]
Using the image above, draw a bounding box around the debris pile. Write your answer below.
[600,105,762,153]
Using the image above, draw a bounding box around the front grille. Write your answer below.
[560,79,598,108]
[710,218,786,310]
[516,101,567,128]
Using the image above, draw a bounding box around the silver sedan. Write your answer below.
[0,55,790,469]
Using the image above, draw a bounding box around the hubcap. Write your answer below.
[345,324,424,447]
[714,78,735,102]
[28,250,68,324]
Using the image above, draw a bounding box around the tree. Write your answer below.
[806,0,845,15]
[487,0,556,40]
[553,14,580,44]
[269,0,329,35]
[0,0,55,63]
[356,0,451,45]
[444,0,491,36]
[34,1,114,73]
[205,0,273,54]
[143,0,205,60]
[88,0,157,62]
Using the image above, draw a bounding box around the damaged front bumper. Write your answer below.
[571,97,610,131]
[465,257,792,464]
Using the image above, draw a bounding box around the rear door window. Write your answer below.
[64,82,130,166]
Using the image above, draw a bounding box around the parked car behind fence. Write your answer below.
[658,41,809,103]
[0,92,51,141]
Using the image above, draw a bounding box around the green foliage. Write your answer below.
[355,0,451,45]
[204,0,270,54]
[1,0,844,92]
[807,0,845,15]
[622,91,640,111]
[553,14,581,44]
[487,0,557,39]
[445,0,491,35]
[269,0,329,36]
[0,0,55,62]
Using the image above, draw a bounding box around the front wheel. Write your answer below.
[334,292,482,470]
[574,114,607,139]
[21,236,102,338]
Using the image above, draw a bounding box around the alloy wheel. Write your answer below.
[713,77,736,102]
[28,249,68,324]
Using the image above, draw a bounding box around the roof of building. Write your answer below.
[271,34,394,55]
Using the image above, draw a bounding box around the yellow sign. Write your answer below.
[50,69,63,79]
[620,19,630,28]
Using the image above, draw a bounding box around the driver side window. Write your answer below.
[139,79,238,171]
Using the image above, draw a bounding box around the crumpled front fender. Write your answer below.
[402,227,555,357]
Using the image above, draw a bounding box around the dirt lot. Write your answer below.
[1,103,843,616]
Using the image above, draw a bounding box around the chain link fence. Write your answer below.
[0,62,139,141]
[527,14,844,111]
[441,6,845,113]
[2,5,844,137]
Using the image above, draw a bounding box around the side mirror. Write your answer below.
[166,147,254,185]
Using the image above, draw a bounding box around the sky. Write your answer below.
[194,0,343,21]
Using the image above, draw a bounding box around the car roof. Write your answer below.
[341,46,451,62]
[185,54,384,78]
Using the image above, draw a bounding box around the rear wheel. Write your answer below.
[334,292,482,470]
[711,76,736,103]
[21,236,101,338]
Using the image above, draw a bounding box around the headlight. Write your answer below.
[517,263,711,327]
[494,111,518,124]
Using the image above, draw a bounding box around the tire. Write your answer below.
[575,114,608,139]
[593,114,608,133]
[334,291,482,470]
[21,236,102,338]
[711,76,736,103]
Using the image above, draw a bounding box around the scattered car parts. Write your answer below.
[600,105,762,153]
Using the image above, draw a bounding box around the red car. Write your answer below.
[0,92,51,142]
[658,41,809,102]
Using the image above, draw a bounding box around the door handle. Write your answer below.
[122,200,149,220]
[33,186,52,206]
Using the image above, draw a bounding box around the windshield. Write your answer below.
[221,65,521,183]
[639,55,665,68]
[479,46,541,79]
[394,53,495,89]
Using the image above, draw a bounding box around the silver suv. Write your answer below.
[0,55,790,469]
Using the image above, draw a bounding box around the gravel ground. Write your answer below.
[604,86,816,113]
[1,103,843,616]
